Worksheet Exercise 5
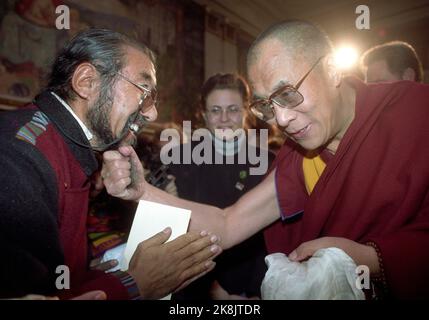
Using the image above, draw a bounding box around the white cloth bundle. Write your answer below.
[261,248,365,300]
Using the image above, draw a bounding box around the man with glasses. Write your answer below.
[103,21,429,299]
[0,29,221,300]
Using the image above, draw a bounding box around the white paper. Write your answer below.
[122,200,191,300]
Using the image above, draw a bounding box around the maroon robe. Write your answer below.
[264,77,429,299]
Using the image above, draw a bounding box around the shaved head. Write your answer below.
[246,20,355,154]
[247,20,333,70]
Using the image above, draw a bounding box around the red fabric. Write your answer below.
[264,78,429,298]
[35,119,129,300]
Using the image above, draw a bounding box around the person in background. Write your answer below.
[360,40,424,83]
[170,73,275,300]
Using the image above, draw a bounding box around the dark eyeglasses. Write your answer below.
[117,72,157,113]
[249,55,325,121]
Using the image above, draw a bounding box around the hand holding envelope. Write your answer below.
[102,148,223,299]
[124,200,222,300]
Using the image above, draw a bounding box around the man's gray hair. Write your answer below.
[46,28,156,103]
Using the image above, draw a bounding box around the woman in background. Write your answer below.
[171,73,275,300]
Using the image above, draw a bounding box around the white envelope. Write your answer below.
[122,200,191,300]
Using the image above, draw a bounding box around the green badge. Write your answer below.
[239,170,247,180]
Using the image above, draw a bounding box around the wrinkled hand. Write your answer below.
[102,146,145,201]
[289,237,380,274]
[128,227,222,299]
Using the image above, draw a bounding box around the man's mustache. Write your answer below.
[125,111,148,134]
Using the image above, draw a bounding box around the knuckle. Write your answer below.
[196,262,207,273]
[113,161,123,169]
[181,233,194,243]
[116,169,124,179]
[188,242,201,254]
[118,179,128,190]
[295,246,304,255]
[178,271,189,283]
[136,242,146,251]
[169,250,177,261]
[102,151,113,160]
[188,254,198,266]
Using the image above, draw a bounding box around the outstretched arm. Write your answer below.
[102,146,281,249]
